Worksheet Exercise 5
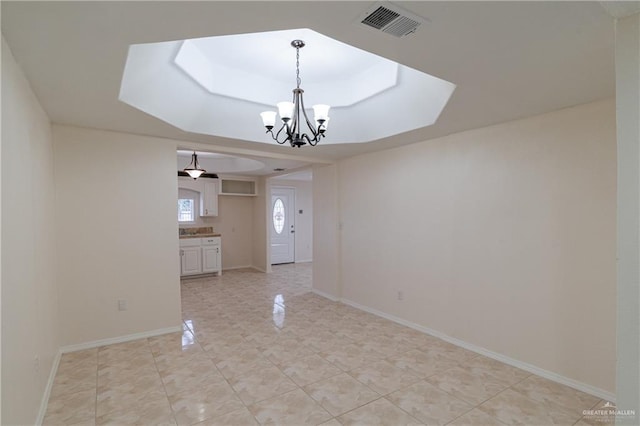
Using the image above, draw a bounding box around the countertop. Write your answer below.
[179,233,221,239]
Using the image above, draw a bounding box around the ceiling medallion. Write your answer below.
[260,40,330,148]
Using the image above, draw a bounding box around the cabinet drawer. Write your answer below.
[179,238,201,247]
[202,237,221,246]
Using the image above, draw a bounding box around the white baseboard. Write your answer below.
[312,288,340,302]
[223,265,254,271]
[251,266,268,273]
[338,297,616,403]
[36,351,61,425]
[59,326,182,353]
[295,259,313,264]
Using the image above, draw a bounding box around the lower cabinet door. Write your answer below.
[202,245,220,273]
[181,247,202,275]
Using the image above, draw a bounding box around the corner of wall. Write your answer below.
[2,37,60,425]
[311,163,340,299]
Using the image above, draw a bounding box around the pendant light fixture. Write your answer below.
[183,151,206,179]
[260,40,330,148]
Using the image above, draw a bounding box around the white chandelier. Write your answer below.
[260,40,330,148]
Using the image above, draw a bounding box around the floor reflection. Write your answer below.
[273,294,285,328]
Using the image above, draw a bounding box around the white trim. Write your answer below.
[252,265,268,273]
[59,326,181,353]
[295,259,313,264]
[312,288,340,302]
[337,296,616,403]
[36,351,61,425]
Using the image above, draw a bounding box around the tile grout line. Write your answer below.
[193,298,263,425]
[439,373,530,426]
[148,337,179,426]
[53,264,602,426]
[94,349,99,426]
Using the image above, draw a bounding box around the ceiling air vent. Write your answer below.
[358,2,427,38]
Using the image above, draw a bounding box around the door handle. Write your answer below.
[291,230,295,233]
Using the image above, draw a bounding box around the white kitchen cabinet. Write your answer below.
[180,246,202,276]
[179,236,222,277]
[202,237,221,275]
[200,181,218,217]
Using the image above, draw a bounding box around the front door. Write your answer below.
[270,187,295,264]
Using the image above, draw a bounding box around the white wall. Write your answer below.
[1,38,59,425]
[271,178,313,263]
[211,196,254,269]
[615,11,640,422]
[53,125,182,346]
[252,177,269,272]
[312,164,340,299]
[337,99,616,394]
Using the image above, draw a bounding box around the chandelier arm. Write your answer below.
[294,92,303,139]
[303,110,318,139]
[290,115,298,140]
[297,90,319,138]
[266,128,276,140]
[311,130,326,146]
[284,119,294,140]
[289,89,298,139]
[309,132,324,146]
[274,123,289,144]
[302,133,314,146]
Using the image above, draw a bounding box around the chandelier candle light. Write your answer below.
[260,40,331,148]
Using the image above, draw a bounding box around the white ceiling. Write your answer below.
[176,150,311,176]
[171,28,402,108]
[2,1,615,165]
[120,27,455,145]
[274,170,313,182]
[177,150,265,174]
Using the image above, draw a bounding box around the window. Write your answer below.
[178,198,195,222]
[273,198,285,234]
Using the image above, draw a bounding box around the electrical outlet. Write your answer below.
[118,299,127,311]
[397,290,404,301]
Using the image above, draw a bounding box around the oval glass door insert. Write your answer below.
[273,198,285,234]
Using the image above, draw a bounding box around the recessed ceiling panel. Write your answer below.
[120,28,455,146]
[174,29,399,107]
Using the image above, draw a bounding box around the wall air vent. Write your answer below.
[358,2,427,38]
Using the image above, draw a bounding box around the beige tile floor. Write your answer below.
[44,263,613,425]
